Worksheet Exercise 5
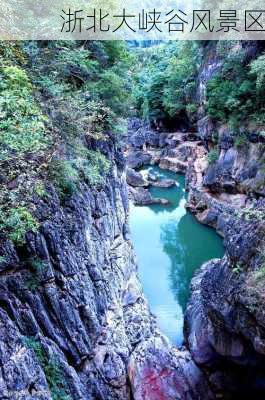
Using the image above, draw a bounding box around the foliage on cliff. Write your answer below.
[206,42,265,131]
[0,41,132,245]
[132,41,265,139]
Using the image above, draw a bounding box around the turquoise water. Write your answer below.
[129,166,224,345]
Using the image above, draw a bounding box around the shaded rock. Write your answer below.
[147,172,158,182]
[127,152,152,169]
[203,143,265,196]
[127,118,160,149]
[159,157,187,173]
[150,179,176,188]
[126,168,148,188]
[197,116,215,142]
[129,187,170,206]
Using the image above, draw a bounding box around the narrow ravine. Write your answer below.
[130,165,224,345]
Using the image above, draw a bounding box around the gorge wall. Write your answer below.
[0,123,213,400]
[125,41,265,399]
[185,41,265,399]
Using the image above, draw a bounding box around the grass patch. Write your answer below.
[234,133,248,148]
[49,146,110,198]
[23,337,71,400]
[0,206,39,245]
[0,65,51,162]
[25,257,48,291]
[34,182,48,199]
[207,148,219,165]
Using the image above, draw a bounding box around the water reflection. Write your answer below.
[130,166,224,345]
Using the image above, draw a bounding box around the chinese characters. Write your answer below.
[60,8,265,35]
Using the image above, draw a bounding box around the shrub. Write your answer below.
[186,103,197,114]
[90,68,132,116]
[232,264,243,275]
[250,54,265,91]
[0,66,50,161]
[234,133,248,148]
[207,148,219,164]
[49,160,79,198]
[49,148,110,198]
[57,48,99,84]
[30,257,48,272]
[25,257,48,291]
[206,46,265,126]
[23,337,70,400]
[34,182,48,198]
[0,207,39,245]
[206,77,239,122]
[84,100,115,138]
[74,145,110,185]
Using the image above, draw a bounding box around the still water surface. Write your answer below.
[130,166,224,345]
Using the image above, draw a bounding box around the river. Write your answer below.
[129,165,225,345]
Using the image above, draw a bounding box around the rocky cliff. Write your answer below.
[0,42,155,400]
[125,40,265,399]
[185,41,265,399]
[0,137,150,399]
[0,124,217,400]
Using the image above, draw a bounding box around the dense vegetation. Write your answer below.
[0,41,133,245]
[1,39,264,246]
[132,42,200,129]
[206,42,265,132]
[132,41,265,138]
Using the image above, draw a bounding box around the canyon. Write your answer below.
[0,40,264,400]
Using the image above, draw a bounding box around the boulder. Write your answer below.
[126,152,152,169]
[129,187,170,206]
[159,157,187,173]
[150,179,176,188]
[126,168,148,188]
[129,335,214,400]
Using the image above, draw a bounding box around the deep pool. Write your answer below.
[129,166,224,345]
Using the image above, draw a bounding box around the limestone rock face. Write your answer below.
[128,336,214,400]
[203,144,265,196]
[126,168,149,188]
[0,135,157,399]
[126,151,152,169]
[185,208,265,397]
[129,186,170,206]
[0,133,203,400]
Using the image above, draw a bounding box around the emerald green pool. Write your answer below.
[129,166,224,345]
